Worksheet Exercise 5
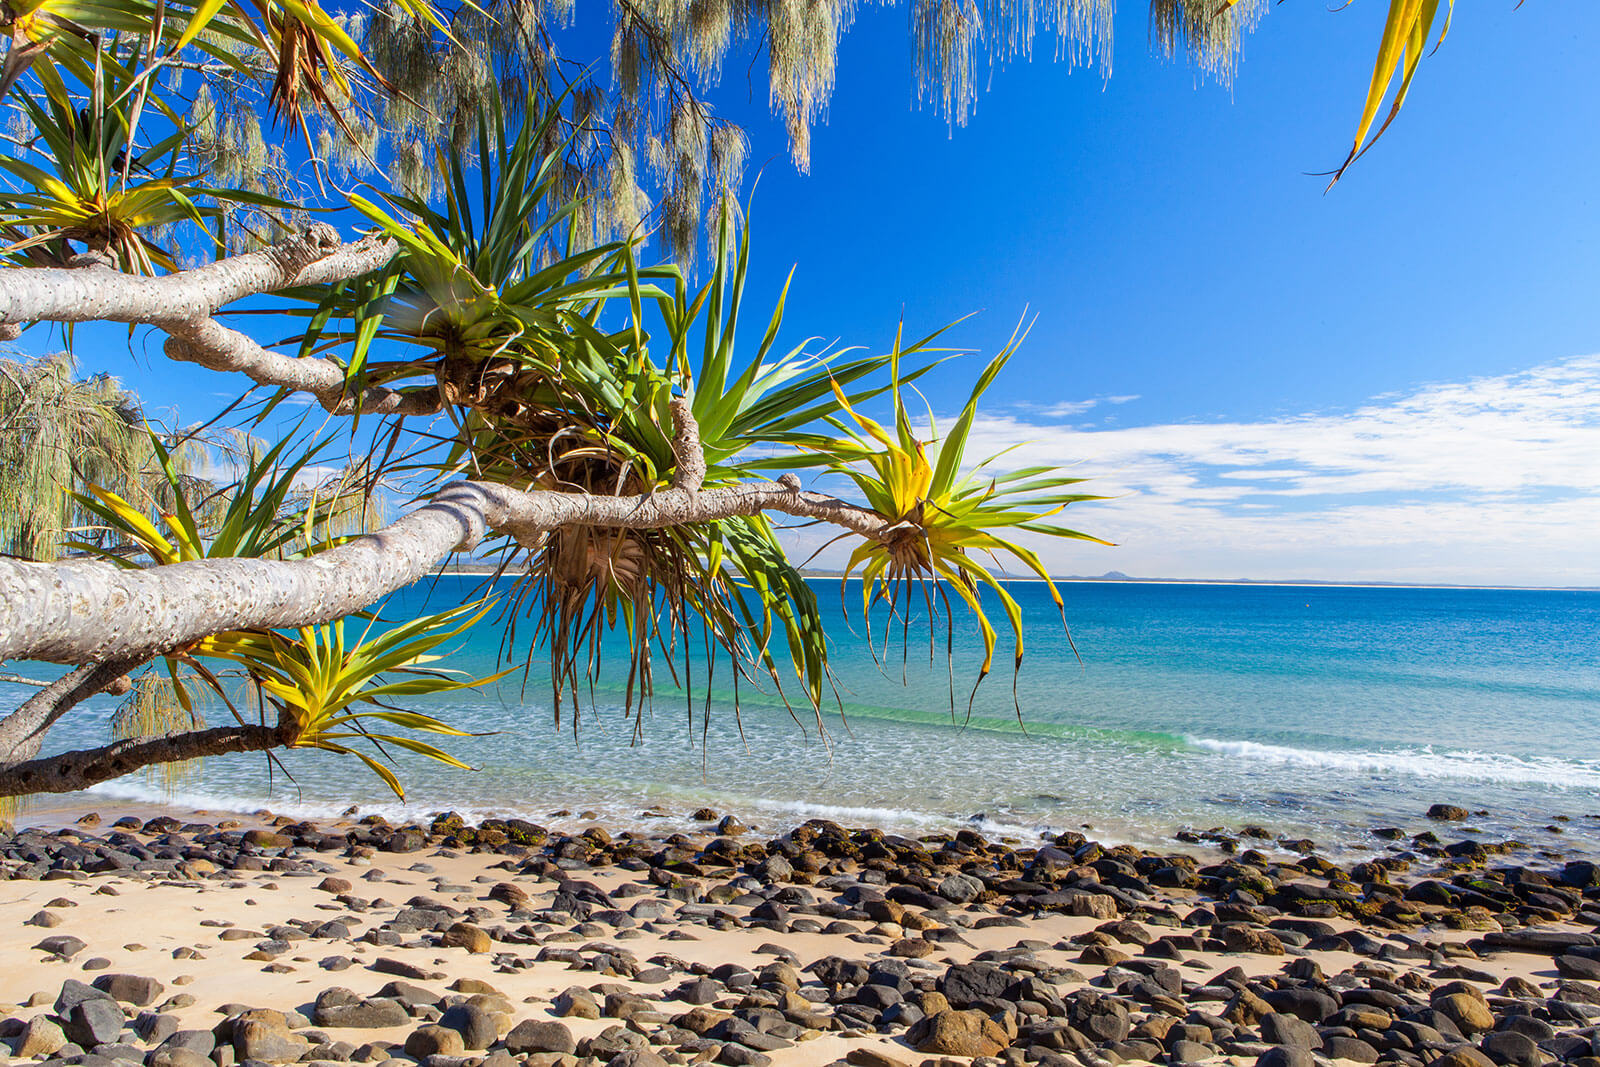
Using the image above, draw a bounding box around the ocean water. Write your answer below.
[8,577,1600,857]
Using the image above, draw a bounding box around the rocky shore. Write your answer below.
[3,806,1600,1067]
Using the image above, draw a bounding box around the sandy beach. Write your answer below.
[1,803,1597,1067]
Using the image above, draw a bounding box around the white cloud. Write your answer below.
[791,355,1600,587]
[1018,394,1142,419]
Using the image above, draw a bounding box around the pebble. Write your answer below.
[5,808,1600,1067]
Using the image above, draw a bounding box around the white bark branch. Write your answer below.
[0,479,887,666]
[668,396,705,491]
[0,224,431,417]
[0,224,397,327]
[163,322,442,417]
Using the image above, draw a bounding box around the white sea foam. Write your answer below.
[81,781,524,826]
[80,781,1055,841]
[1185,736,1600,789]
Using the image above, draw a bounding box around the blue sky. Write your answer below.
[41,2,1600,585]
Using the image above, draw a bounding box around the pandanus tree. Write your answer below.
[0,0,1470,799]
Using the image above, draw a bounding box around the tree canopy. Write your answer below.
[0,0,1465,800]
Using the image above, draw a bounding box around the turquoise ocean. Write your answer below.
[9,577,1600,856]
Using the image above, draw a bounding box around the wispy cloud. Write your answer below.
[791,355,1600,586]
[1018,394,1142,419]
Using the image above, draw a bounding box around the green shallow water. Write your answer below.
[9,577,1600,856]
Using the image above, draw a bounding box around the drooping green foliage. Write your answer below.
[110,672,208,792]
[0,352,186,561]
[0,0,1465,268]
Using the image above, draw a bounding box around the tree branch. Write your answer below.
[0,722,286,798]
[0,223,436,417]
[0,479,887,666]
[0,659,146,766]
[0,224,397,328]
[163,322,442,417]
[667,396,705,492]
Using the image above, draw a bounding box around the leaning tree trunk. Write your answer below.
[0,227,896,799]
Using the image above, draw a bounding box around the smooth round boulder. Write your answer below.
[907,1009,1008,1058]
[503,1020,577,1056]
[404,1026,465,1059]
[438,1003,498,1050]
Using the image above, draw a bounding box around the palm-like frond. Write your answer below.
[814,323,1110,716]
[0,74,214,272]
[71,435,500,797]
[1213,0,1454,185]
[197,604,501,800]
[1,0,444,137]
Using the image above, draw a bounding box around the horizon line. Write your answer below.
[430,563,1599,593]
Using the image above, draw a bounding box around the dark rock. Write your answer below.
[938,963,1012,1009]
[608,1052,670,1067]
[369,956,437,980]
[1428,806,1470,821]
[675,978,723,1005]
[1480,1031,1542,1067]
[314,997,409,1029]
[845,1049,910,1067]
[1064,993,1130,1045]
[1426,1048,1496,1067]
[937,874,983,904]
[134,1012,179,1045]
[63,997,125,1048]
[157,1031,216,1057]
[375,980,442,1008]
[54,979,113,1016]
[1556,955,1600,981]
[1259,1014,1316,1050]
[384,829,427,852]
[1483,930,1595,954]
[438,1004,499,1050]
[504,1020,577,1056]
[854,984,904,1011]
[90,974,164,1007]
[34,935,88,960]
[1323,1036,1380,1063]
[1263,987,1338,1023]
[404,1026,465,1059]
[1257,1046,1314,1067]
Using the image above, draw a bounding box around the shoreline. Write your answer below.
[3,799,1600,1067]
[22,755,1600,872]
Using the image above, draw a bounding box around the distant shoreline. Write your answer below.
[431,562,1599,593]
